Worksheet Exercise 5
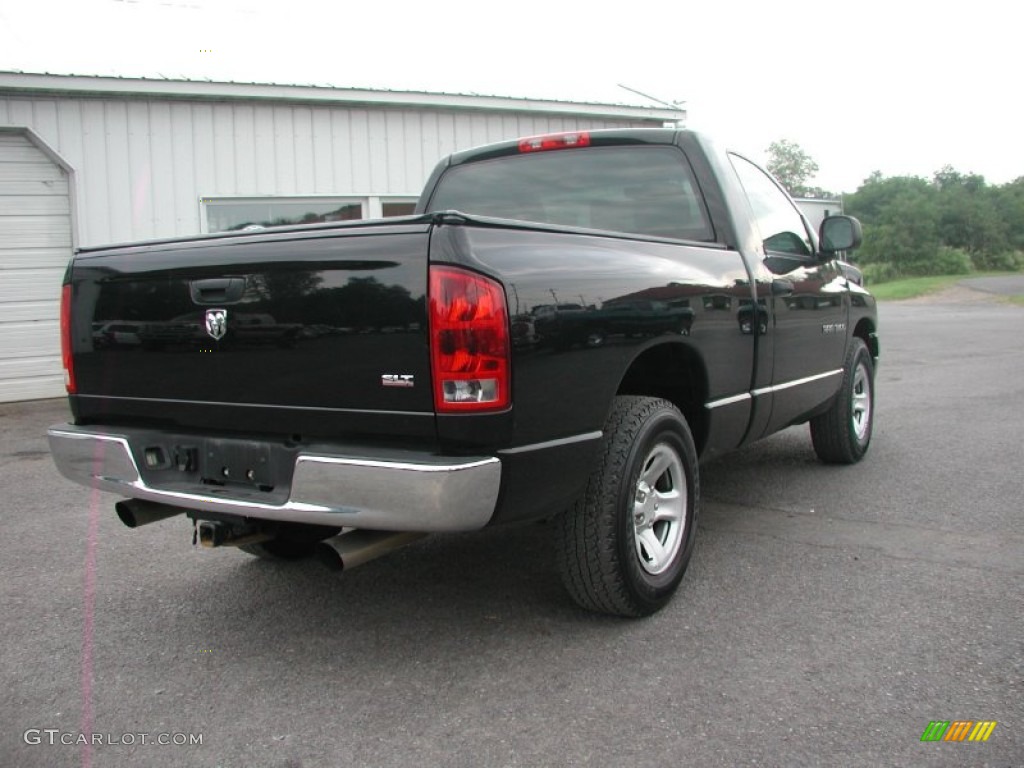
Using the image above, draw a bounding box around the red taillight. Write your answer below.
[518,131,591,153]
[60,283,76,394]
[429,266,510,413]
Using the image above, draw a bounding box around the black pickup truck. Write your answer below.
[49,129,878,617]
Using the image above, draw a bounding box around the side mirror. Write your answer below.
[819,215,863,254]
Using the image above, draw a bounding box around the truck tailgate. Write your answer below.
[68,222,435,440]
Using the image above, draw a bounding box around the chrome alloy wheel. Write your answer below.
[632,443,687,575]
[852,360,872,443]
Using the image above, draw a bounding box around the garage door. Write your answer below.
[0,128,73,402]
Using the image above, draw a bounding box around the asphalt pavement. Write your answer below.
[959,274,1024,295]
[1,288,1021,768]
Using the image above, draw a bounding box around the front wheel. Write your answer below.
[555,396,699,617]
[810,337,875,464]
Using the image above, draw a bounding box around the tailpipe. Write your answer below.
[115,499,185,528]
[316,530,426,571]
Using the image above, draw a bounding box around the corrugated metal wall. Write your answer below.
[0,90,656,401]
[0,94,643,248]
[0,130,71,401]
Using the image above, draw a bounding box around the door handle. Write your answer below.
[190,277,247,305]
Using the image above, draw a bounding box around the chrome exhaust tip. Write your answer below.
[115,499,185,528]
[316,530,426,571]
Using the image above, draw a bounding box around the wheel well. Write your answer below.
[616,342,708,453]
[854,318,878,362]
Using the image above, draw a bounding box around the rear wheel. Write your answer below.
[556,396,699,617]
[810,338,874,464]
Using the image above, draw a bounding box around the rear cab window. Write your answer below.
[426,146,715,243]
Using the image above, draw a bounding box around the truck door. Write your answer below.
[728,154,849,436]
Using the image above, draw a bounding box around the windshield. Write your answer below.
[427,146,714,242]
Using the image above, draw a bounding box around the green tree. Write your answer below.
[766,139,820,198]
[994,177,1024,252]
[931,166,1009,261]
[844,167,1024,277]
[845,174,943,275]
[845,173,934,224]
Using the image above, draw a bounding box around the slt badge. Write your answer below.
[205,309,228,341]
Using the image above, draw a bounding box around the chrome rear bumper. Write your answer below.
[47,424,501,532]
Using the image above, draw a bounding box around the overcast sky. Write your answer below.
[1,0,1020,193]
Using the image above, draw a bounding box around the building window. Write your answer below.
[200,196,420,233]
[201,197,363,233]
[382,201,417,217]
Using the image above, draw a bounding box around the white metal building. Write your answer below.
[0,72,683,402]
[794,198,844,233]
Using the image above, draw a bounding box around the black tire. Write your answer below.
[556,396,699,617]
[810,338,874,464]
[238,523,341,561]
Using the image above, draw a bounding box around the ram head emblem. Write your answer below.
[205,309,228,341]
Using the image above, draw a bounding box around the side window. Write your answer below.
[728,154,812,256]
